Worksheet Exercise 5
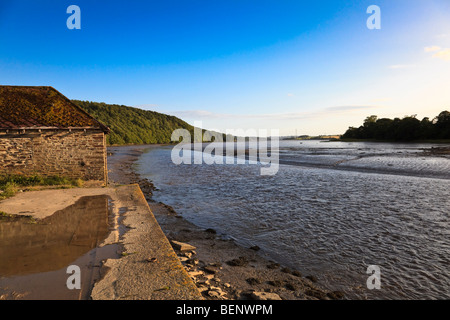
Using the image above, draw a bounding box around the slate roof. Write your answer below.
[0,86,109,132]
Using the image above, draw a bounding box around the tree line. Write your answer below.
[73,100,229,145]
[342,111,450,141]
[73,100,197,145]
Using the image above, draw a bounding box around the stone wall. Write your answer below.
[0,129,107,183]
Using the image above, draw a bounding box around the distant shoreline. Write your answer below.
[337,138,450,144]
[106,138,450,148]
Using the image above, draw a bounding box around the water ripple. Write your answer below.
[137,141,450,299]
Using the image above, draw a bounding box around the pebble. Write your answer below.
[188,270,204,278]
[281,267,292,274]
[266,262,280,269]
[291,270,302,277]
[306,275,318,283]
[207,290,221,298]
[204,274,215,280]
[285,283,298,291]
[250,291,282,301]
[171,240,196,252]
[327,291,345,300]
[246,277,262,285]
[226,256,248,267]
[267,280,283,287]
[203,266,218,274]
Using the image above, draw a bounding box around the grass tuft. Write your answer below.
[0,175,85,201]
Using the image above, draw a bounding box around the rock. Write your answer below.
[183,252,193,259]
[281,267,292,274]
[209,262,222,268]
[249,245,260,251]
[246,277,262,285]
[205,228,217,234]
[179,256,189,262]
[306,275,318,283]
[171,240,196,252]
[207,287,226,298]
[291,270,302,277]
[327,291,345,300]
[250,291,282,301]
[267,280,283,287]
[226,256,249,267]
[224,283,231,288]
[305,288,327,300]
[203,266,218,274]
[204,274,215,280]
[197,286,209,293]
[285,283,298,291]
[187,258,199,265]
[197,279,211,286]
[188,270,204,278]
[266,262,280,269]
[207,290,221,298]
[209,286,222,293]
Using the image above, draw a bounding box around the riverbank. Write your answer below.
[107,145,344,300]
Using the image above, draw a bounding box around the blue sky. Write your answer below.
[1,0,450,135]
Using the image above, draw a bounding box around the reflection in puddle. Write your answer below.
[0,195,120,300]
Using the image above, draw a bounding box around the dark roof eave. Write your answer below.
[0,126,110,133]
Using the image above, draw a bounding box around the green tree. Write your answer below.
[342,111,450,141]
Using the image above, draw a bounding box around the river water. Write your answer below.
[136,140,450,300]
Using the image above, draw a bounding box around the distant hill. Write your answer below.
[72,100,198,145]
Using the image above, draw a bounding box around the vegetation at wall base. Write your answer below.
[0,175,83,201]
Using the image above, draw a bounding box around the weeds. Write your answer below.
[0,211,36,223]
[0,175,85,201]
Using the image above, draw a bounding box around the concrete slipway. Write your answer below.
[0,184,203,300]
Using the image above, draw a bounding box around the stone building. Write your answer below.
[0,86,109,184]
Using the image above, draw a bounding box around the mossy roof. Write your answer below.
[0,86,109,132]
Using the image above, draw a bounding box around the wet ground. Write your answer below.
[0,195,120,300]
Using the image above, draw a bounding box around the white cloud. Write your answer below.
[433,48,450,61]
[169,110,231,119]
[424,45,450,61]
[370,98,391,104]
[322,105,378,113]
[424,45,441,52]
[135,103,160,110]
[167,105,382,122]
[389,64,416,69]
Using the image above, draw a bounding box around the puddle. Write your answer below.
[0,195,121,300]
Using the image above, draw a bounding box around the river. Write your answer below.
[136,140,450,299]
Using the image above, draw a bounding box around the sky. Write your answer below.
[1,0,450,136]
